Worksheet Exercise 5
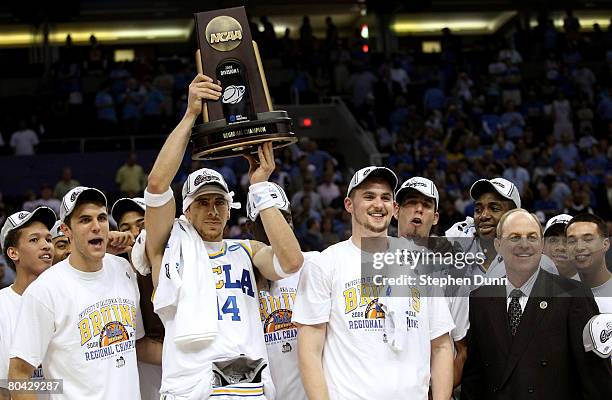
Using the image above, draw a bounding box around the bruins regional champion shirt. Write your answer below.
[259,264,312,400]
[10,255,144,399]
[292,239,454,400]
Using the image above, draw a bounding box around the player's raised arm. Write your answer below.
[145,74,221,288]
[247,142,303,279]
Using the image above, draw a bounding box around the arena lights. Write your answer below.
[529,17,611,29]
[422,41,441,53]
[360,24,369,39]
[391,11,516,35]
[0,20,194,47]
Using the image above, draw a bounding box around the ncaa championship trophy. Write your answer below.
[191,6,297,160]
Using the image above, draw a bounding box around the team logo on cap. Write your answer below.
[601,324,612,343]
[70,189,84,202]
[194,171,221,187]
[492,181,507,189]
[407,181,427,189]
[17,212,29,220]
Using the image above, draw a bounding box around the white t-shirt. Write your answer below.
[259,253,318,400]
[9,255,144,400]
[10,129,39,156]
[0,286,48,399]
[292,239,454,400]
[592,276,612,313]
[0,286,21,381]
[155,239,274,399]
[445,295,469,341]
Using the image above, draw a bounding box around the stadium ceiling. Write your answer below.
[0,1,609,47]
[2,0,612,22]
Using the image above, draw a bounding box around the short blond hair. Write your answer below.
[496,208,543,239]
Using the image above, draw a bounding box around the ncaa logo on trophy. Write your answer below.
[191,7,297,160]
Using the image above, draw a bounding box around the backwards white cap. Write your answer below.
[182,168,240,213]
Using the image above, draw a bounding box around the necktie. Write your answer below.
[508,289,523,336]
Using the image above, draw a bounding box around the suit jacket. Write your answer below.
[594,183,612,221]
[461,270,612,400]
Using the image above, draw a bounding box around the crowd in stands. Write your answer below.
[0,10,611,262]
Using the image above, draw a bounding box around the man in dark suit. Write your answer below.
[594,173,612,221]
[461,208,612,400]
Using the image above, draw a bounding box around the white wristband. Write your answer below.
[144,187,174,207]
[247,182,290,221]
[273,254,293,278]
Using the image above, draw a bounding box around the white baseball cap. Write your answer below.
[50,220,65,240]
[583,314,612,358]
[111,197,146,223]
[1,207,57,251]
[543,213,572,236]
[347,166,398,197]
[60,186,108,222]
[470,178,521,208]
[395,177,439,209]
[182,168,239,213]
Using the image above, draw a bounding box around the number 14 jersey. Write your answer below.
[157,239,274,399]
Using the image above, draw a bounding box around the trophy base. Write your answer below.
[191,110,297,160]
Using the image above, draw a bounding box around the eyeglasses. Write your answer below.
[502,235,541,244]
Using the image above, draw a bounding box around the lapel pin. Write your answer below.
[540,301,548,310]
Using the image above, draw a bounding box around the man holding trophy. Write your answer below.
[144,70,304,399]
[140,7,304,399]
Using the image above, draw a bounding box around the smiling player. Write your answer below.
[8,187,151,399]
[0,207,56,399]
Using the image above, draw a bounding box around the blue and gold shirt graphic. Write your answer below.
[342,278,387,331]
[260,286,298,345]
[77,297,138,362]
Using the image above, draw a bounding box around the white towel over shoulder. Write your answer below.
[153,218,218,348]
